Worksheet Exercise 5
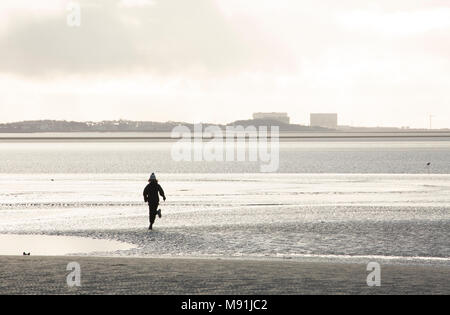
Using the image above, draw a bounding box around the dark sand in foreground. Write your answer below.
[0,256,448,295]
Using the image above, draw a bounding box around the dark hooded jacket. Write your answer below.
[143,181,165,204]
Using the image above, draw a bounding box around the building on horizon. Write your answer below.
[252,112,290,124]
[310,113,338,129]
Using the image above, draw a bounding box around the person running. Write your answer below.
[143,173,166,230]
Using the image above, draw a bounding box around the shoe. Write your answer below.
[149,224,153,230]
[157,209,162,218]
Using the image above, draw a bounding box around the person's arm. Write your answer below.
[158,185,166,201]
[143,185,148,202]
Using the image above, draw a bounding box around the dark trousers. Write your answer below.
[149,203,159,225]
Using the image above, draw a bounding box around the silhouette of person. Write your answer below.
[143,173,166,230]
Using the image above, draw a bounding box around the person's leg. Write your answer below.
[153,203,160,221]
[156,202,161,218]
[149,203,157,230]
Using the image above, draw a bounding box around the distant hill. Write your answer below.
[0,119,330,133]
[0,120,191,133]
[228,119,331,132]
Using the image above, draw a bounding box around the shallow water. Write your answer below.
[0,234,136,256]
[0,140,449,173]
[0,138,449,263]
[0,173,448,264]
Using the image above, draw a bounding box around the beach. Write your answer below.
[0,138,449,295]
[1,256,449,295]
[1,173,449,260]
[3,0,450,298]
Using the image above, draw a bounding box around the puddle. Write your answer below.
[0,234,136,256]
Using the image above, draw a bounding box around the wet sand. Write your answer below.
[0,256,448,295]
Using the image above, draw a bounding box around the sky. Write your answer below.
[0,0,449,128]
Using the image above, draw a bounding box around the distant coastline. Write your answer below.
[0,119,326,133]
[1,131,450,142]
[0,119,448,134]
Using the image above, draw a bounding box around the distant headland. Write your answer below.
[0,119,330,133]
[0,119,447,133]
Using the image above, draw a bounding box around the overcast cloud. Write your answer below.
[0,0,449,128]
[0,0,292,76]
